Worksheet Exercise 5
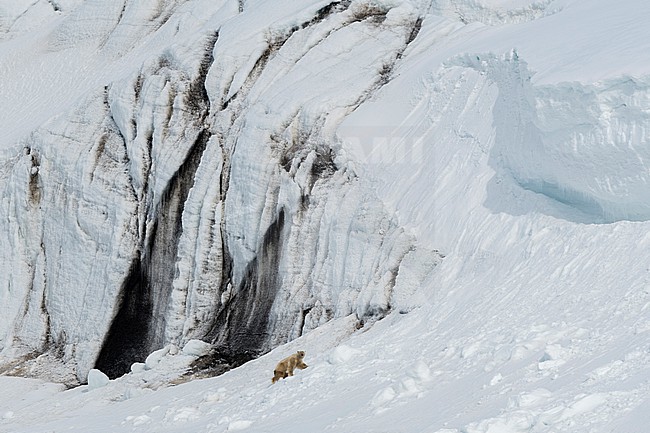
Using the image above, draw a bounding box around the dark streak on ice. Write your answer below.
[208,208,286,361]
[94,32,219,378]
[95,257,152,379]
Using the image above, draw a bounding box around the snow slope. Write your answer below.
[2,0,650,431]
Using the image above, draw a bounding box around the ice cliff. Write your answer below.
[0,0,439,383]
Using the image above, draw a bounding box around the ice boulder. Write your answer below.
[182,339,213,357]
[130,362,146,374]
[145,346,171,370]
[87,369,110,390]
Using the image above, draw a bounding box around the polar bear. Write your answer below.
[272,351,308,384]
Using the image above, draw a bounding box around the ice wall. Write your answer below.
[0,0,438,382]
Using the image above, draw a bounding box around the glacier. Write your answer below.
[2,0,650,431]
[0,0,440,382]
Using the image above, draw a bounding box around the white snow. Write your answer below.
[1,0,650,432]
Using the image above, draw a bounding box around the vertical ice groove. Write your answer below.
[93,30,218,378]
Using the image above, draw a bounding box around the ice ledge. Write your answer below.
[449,52,650,223]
